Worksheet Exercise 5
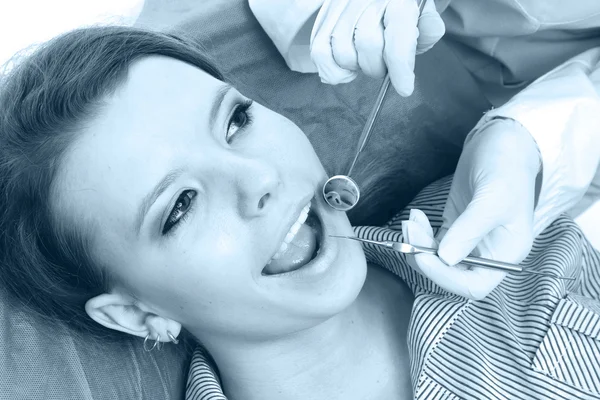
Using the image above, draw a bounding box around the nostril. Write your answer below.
[257,193,270,210]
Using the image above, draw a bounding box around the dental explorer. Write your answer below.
[330,235,576,281]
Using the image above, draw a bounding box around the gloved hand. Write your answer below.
[310,0,445,96]
[402,118,541,300]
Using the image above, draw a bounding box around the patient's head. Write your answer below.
[0,27,366,344]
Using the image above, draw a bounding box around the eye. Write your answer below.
[162,190,197,235]
[226,100,253,142]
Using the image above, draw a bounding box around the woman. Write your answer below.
[0,27,599,400]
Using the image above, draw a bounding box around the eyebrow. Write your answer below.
[134,84,231,236]
[135,168,185,236]
[210,84,232,132]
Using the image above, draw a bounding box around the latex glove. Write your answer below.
[403,119,541,300]
[310,0,445,96]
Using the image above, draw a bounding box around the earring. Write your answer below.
[167,331,179,345]
[143,334,162,352]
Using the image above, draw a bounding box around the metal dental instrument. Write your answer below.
[322,74,390,211]
[330,235,576,281]
[323,0,428,212]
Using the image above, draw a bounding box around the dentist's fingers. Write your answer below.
[330,0,373,71]
[438,179,535,267]
[415,0,445,54]
[403,219,505,300]
[354,0,389,78]
[406,211,503,298]
[383,0,420,96]
[436,194,502,266]
[403,214,468,275]
[435,226,448,242]
[311,0,358,84]
[311,0,444,89]
[408,208,434,238]
[478,222,535,264]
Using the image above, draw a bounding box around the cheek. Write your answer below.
[139,233,256,302]
[123,240,258,322]
[266,116,324,169]
[251,105,313,153]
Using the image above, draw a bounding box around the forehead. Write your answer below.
[114,56,223,120]
[53,57,221,242]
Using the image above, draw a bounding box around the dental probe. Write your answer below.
[330,235,576,281]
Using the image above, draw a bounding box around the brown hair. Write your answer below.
[0,26,222,341]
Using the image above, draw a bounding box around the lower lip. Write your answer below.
[263,197,337,281]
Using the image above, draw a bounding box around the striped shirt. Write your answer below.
[186,176,600,399]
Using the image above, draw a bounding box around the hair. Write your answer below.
[0,24,397,345]
[0,26,223,341]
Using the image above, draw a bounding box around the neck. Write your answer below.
[199,302,370,399]
[189,267,413,400]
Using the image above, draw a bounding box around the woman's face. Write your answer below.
[55,56,366,340]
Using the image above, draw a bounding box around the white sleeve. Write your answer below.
[248,0,323,73]
[465,48,600,237]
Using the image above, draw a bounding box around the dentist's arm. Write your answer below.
[405,48,600,300]
[248,0,445,96]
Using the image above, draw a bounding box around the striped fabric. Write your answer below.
[186,176,600,399]
[185,347,226,400]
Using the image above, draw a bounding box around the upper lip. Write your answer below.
[266,193,315,265]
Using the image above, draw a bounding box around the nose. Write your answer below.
[233,158,281,218]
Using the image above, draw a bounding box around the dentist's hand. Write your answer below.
[403,119,541,300]
[310,0,445,96]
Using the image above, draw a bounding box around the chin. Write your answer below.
[326,242,367,307]
[257,180,367,323]
[296,241,368,320]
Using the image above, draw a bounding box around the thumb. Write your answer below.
[415,0,445,54]
[437,199,499,266]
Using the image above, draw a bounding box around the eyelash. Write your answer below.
[162,190,196,236]
[226,99,254,143]
[161,99,254,236]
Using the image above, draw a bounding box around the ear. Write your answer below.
[85,293,182,342]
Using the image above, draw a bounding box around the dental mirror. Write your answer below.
[322,175,361,211]
[322,74,391,211]
[322,0,426,212]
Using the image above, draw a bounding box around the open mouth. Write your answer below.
[262,201,323,276]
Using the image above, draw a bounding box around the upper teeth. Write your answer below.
[269,202,311,262]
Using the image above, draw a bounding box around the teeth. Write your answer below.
[268,202,311,262]
[271,243,287,260]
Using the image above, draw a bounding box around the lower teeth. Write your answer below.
[263,210,322,275]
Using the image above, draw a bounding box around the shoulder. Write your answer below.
[385,175,452,233]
